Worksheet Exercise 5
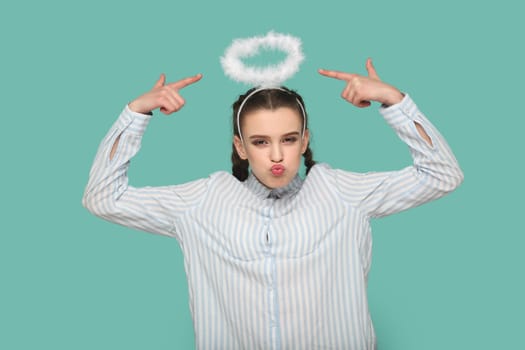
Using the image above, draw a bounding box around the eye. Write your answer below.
[282,136,298,144]
[252,139,268,146]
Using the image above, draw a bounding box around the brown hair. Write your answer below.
[231,87,316,181]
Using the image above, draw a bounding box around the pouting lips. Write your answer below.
[271,164,285,176]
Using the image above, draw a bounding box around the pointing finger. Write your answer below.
[318,69,355,81]
[171,73,203,90]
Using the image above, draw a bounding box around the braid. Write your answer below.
[303,145,316,175]
[231,144,249,181]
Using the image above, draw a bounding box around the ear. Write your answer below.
[233,135,248,160]
[301,129,310,154]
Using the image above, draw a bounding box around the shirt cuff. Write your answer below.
[379,93,421,129]
[114,104,153,135]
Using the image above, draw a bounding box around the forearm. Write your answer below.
[380,94,463,194]
[82,105,152,218]
[382,91,433,146]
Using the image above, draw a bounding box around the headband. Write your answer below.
[220,31,306,143]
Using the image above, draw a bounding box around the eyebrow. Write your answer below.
[248,131,301,140]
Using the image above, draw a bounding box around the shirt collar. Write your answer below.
[245,172,303,199]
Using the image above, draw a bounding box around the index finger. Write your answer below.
[318,69,355,81]
[170,73,203,89]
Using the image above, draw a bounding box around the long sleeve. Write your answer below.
[331,94,464,218]
[82,105,209,240]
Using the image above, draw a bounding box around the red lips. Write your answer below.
[271,164,285,176]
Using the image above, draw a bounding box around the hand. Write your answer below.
[128,73,203,115]
[318,58,403,108]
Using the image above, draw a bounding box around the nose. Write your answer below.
[270,143,283,163]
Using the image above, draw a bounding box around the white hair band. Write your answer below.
[235,88,307,144]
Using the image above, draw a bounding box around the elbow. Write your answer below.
[82,191,98,216]
[453,168,465,190]
[418,164,464,195]
[440,165,464,194]
[82,191,111,219]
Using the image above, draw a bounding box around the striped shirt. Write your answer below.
[83,94,463,349]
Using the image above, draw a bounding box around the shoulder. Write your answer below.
[208,170,240,184]
[304,163,387,204]
[302,163,343,196]
[205,171,247,196]
[307,163,364,184]
[167,171,240,199]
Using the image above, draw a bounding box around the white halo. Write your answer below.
[220,31,304,88]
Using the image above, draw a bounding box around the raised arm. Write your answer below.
[82,74,207,238]
[319,59,463,217]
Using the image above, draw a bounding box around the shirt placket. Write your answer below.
[263,198,281,350]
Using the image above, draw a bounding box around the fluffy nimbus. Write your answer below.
[221,31,304,88]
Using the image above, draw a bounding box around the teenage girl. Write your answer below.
[83,58,463,349]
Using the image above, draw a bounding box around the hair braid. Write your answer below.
[231,144,250,181]
[303,146,316,175]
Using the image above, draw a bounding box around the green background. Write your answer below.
[1,0,523,349]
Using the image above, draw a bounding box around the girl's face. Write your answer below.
[234,107,309,189]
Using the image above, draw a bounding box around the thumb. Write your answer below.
[366,58,380,80]
[153,73,166,88]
